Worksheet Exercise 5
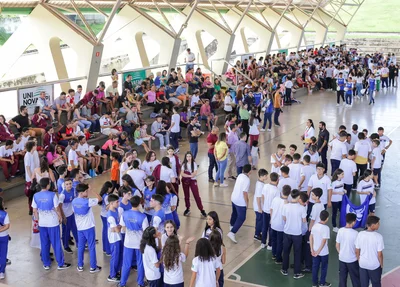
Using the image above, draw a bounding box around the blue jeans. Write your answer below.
[262,112,272,129]
[77,227,97,269]
[77,119,92,130]
[189,142,198,159]
[271,229,283,262]
[215,158,228,184]
[345,92,352,105]
[369,89,375,104]
[230,202,246,234]
[356,83,363,96]
[312,254,329,285]
[170,132,179,150]
[237,166,243,175]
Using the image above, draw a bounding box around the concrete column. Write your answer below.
[291,8,328,47]
[86,44,104,92]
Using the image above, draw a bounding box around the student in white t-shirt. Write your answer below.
[209,230,226,287]
[310,210,331,287]
[308,188,324,232]
[271,144,285,174]
[356,169,376,215]
[328,168,345,233]
[254,169,268,241]
[141,226,162,286]
[370,139,382,188]
[228,164,251,244]
[328,131,348,176]
[278,166,297,192]
[162,234,194,287]
[354,132,371,181]
[288,153,302,186]
[260,172,280,249]
[299,155,315,192]
[335,213,361,287]
[355,215,384,287]
[281,189,307,278]
[190,238,221,287]
[307,163,331,219]
[339,150,357,197]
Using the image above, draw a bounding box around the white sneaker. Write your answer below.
[220,183,228,187]
[267,129,271,132]
[0,273,4,279]
[229,225,233,231]
[260,129,266,132]
[336,104,340,107]
[227,232,237,243]
[333,227,339,233]
[261,243,266,249]
[267,245,273,251]
[160,146,166,150]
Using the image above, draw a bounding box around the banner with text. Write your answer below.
[123,70,147,89]
[18,85,53,115]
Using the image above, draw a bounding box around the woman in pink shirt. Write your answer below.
[142,85,157,107]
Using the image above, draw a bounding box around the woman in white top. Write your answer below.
[355,71,364,97]
[162,234,195,287]
[223,92,235,113]
[356,169,376,215]
[328,168,345,233]
[189,238,221,287]
[248,113,260,148]
[33,157,56,190]
[160,157,176,184]
[126,160,147,192]
[301,119,315,151]
[119,152,133,186]
[141,151,161,176]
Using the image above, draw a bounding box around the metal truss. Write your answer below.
[317,0,365,27]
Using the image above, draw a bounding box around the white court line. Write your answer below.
[382,265,400,278]
[387,123,400,136]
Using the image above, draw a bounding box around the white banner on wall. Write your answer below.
[17,85,54,115]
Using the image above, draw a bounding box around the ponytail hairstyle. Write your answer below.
[161,156,171,169]
[331,168,344,182]
[156,180,168,196]
[140,226,158,254]
[99,181,113,198]
[358,169,373,183]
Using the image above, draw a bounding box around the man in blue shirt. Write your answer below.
[368,74,376,105]
[175,83,189,107]
[232,133,252,175]
[32,178,71,270]
[336,72,345,106]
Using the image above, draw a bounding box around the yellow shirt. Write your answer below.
[215,141,229,161]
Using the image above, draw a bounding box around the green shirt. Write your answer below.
[239,107,250,120]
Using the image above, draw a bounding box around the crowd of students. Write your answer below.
[0,44,394,286]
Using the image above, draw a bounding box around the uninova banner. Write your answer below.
[17,85,53,115]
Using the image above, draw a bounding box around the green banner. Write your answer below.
[278,49,288,54]
[122,70,147,88]
[329,42,335,47]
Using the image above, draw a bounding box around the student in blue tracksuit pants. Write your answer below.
[336,73,345,105]
[99,181,113,256]
[72,183,102,273]
[59,178,78,253]
[143,176,157,223]
[32,178,71,270]
[0,197,10,279]
[345,79,354,106]
[119,196,149,287]
[106,194,123,282]
[150,194,166,234]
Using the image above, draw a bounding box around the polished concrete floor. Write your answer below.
[3,88,400,287]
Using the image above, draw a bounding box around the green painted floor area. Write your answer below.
[227,189,400,287]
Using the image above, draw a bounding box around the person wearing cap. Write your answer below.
[185,48,195,72]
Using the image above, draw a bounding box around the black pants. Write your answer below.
[389,76,395,87]
[242,119,249,142]
[326,77,332,89]
[301,232,312,269]
[208,153,218,180]
[355,163,367,186]
[360,266,382,287]
[339,260,361,287]
[320,148,328,171]
[282,233,302,274]
[274,108,281,125]
[381,77,388,88]
[285,88,291,103]
[337,90,345,104]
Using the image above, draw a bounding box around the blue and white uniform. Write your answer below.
[32,191,65,267]
[0,210,10,273]
[151,209,165,234]
[59,188,78,250]
[143,186,156,223]
[119,210,149,286]
[72,197,99,269]
[100,193,111,255]
[107,209,123,279]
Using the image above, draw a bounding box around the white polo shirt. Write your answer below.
[253,180,264,213]
[231,173,250,207]
[308,174,331,205]
[68,149,79,167]
[170,114,180,133]
[288,163,302,186]
[339,158,357,185]
[357,179,376,205]
[0,146,13,158]
[329,138,347,161]
[355,231,384,270]
[278,176,297,192]
[300,165,315,191]
[311,223,330,256]
[270,197,286,232]
[354,139,371,165]
[282,202,306,235]
[261,183,280,214]
[336,227,358,263]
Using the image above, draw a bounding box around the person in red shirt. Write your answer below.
[200,100,218,132]
[206,126,219,182]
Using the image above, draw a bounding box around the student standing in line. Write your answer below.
[356,170,376,216]
[328,169,345,232]
[227,164,251,244]
[58,178,78,254]
[254,169,268,242]
[106,194,122,283]
[336,213,361,287]
[310,210,331,287]
[281,189,306,279]
[270,185,290,264]
[162,234,195,287]
[32,178,71,271]
[355,216,384,287]
[339,150,357,197]
[150,194,165,234]
[354,133,371,183]
[143,176,157,223]
[119,196,149,287]
[271,144,286,174]
[0,197,10,279]
[260,172,280,249]
[308,188,324,232]
[72,183,102,273]
[307,163,331,219]
[299,155,315,192]
[278,166,298,192]
[298,192,312,273]
[328,131,348,176]
[370,139,382,188]
[141,226,162,287]
[288,153,302,186]
[189,238,221,287]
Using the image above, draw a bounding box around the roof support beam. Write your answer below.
[97,0,122,44]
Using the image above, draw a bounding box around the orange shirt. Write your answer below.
[273,91,281,108]
[111,160,120,181]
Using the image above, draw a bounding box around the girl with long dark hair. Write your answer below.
[202,211,223,239]
[140,226,162,287]
[209,230,226,287]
